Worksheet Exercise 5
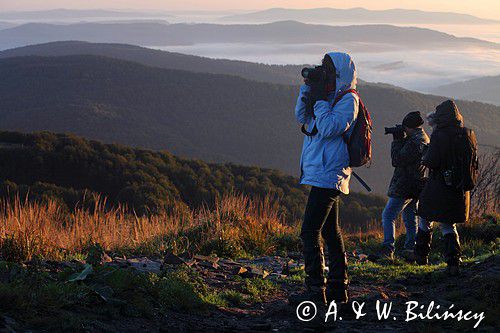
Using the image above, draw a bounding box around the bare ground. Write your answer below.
[1,253,498,332]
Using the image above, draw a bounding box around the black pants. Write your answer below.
[300,186,347,288]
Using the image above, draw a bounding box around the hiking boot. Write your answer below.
[367,247,393,263]
[322,300,356,325]
[326,282,348,304]
[443,233,461,276]
[288,286,327,307]
[381,246,394,260]
[414,228,432,265]
[400,249,415,262]
[446,265,460,276]
[325,251,349,305]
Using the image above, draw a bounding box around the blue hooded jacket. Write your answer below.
[295,52,358,193]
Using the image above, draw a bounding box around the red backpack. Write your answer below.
[340,89,372,167]
[302,89,373,167]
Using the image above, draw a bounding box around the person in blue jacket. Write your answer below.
[289,52,358,306]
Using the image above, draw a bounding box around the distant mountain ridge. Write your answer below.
[0,22,15,30]
[222,7,499,25]
[0,21,496,51]
[0,53,498,194]
[432,75,500,106]
[0,9,173,20]
[0,41,304,85]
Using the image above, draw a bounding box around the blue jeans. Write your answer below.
[418,219,457,235]
[382,197,420,251]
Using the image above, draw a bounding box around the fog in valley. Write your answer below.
[152,42,499,91]
[0,8,498,93]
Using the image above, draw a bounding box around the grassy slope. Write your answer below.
[1,215,498,332]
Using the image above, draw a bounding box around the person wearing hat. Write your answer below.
[380,111,430,259]
[415,100,472,275]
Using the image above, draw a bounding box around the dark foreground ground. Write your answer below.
[0,245,498,332]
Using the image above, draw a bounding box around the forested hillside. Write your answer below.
[0,41,303,85]
[0,131,386,227]
[0,55,498,194]
[433,75,500,106]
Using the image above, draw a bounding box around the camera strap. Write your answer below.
[352,171,372,192]
[301,124,318,136]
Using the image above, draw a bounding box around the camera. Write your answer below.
[384,124,404,135]
[301,66,328,83]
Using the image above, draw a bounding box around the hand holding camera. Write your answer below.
[384,111,425,140]
[384,124,405,140]
[301,66,329,103]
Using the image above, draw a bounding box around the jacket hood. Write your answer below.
[434,100,464,129]
[325,52,357,94]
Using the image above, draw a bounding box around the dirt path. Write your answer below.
[1,253,497,332]
[124,253,498,332]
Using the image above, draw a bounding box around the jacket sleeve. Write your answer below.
[422,132,441,169]
[313,93,358,138]
[391,139,420,167]
[294,84,312,124]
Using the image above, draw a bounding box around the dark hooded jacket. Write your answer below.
[387,127,429,198]
[417,100,470,223]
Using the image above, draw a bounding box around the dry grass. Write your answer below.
[1,192,495,265]
[0,195,300,261]
[0,194,405,261]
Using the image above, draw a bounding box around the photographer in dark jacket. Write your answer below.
[415,100,471,275]
[381,111,429,259]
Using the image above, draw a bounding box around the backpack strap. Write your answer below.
[341,89,361,145]
[301,89,358,137]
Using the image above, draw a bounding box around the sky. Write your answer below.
[1,0,499,21]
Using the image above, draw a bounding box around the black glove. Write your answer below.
[307,81,328,103]
[392,129,405,140]
[301,96,314,118]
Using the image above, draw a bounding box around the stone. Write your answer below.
[287,252,302,260]
[248,323,272,331]
[358,253,369,261]
[179,251,194,260]
[242,267,269,279]
[379,291,389,300]
[214,272,227,279]
[194,254,219,263]
[126,258,162,273]
[198,261,219,270]
[163,252,186,265]
[269,273,287,280]
[232,266,248,275]
[86,244,112,266]
[219,258,239,266]
[0,315,17,333]
[281,259,297,275]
